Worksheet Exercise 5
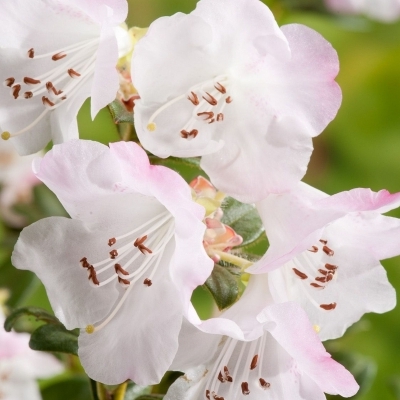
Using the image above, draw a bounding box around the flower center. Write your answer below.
[287,239,338,311]
[81,211,174,334]
[1,38,100,141]
[146,75,233,140]
[203,336,271,400]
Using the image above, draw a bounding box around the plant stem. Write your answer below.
[114,382,128,400]
[213,250,253,270]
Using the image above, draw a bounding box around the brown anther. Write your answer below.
[319,239,328,245]
[225,96,233,103]
[322,246,334,256]
[5,77,15,87]
[214,82,226,94]
[46,82,63,96]
[143,278,153,286]
[315,276,327,283]
[190,129,198,138]
[61,96,67,100]
[23,77,41,85]
[292,268,308,280]
[114,263,129,276]
[217,372,224,382]
[241,382,250,395]
[308,245,318,253]
[42,96,55,107]
[28,48,35,58]
[202,92,218,106]
[197,111,214,120]
[109,249,118,259]
[134,235,153,255]
[318,269,328,276]
[80,257,91,269]
[188,91,199,105]
[24,91,33,99]
[52,52,67,61]
[250,355,258,370]
[180,130,189,139]
[214,396,224,400]
[310,283,325,288]
[326,274,333,282]
[68,68,81,78]
[118,276,130,285]
[88,266,100,285]
[108,238,116,247]
[259,378,271,389]
[325,263,338,271]
[12,85,21,99]
[205,390,210,400]
[208,118,215,124]
[46,82,53,90]
[216,113,224,122]
[320,302,337,311]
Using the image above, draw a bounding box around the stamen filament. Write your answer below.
[33,38,99,59]
[212,250,253,270]
[7,109,48,138]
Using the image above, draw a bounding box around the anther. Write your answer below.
[24,92,33,99]
[197,111,214,120]
[205,390,210,400]
[310,283,325,288]
[322,246,334,256]
[319,239,328,245]
[134,235,153,255]
[208,119,215,124]
[308,245,318,253]
[315,276,327,283]
[80,257,90,269]
[250,355,258,370]
[188,91,199,106]
[143,278,152,286]
[224,366,233,382]
[326,274,333,282]
[12,85,21,99]
[109,249,118,259]
[203,92,218,106]
[108,238,116,247]
[28,48,35,58]
[190,129,198,138]
[218,372,224,382]
[85,324,95,334]
[23,77,41,85]
[318,269,328,276]
[214,82,226,94]
[4,78,15,87]
[216,113,224,121]
[114,263,129,276]
[88,266,100,285]
[1,132,10,141]
[292,268,308,280]
[61,96,67,100]
[226,96,233,103]
[241,382,250,395]
[118,276,130,285]
[259,378,270,389]
[67,68,81,78]
[42,96,55,107]
[325,263,338,271]
[52,52,67,61]
[320,302,337,311]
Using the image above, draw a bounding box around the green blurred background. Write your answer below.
[1,0,400,399]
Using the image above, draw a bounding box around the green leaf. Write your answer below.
[135,396,163,400]
[108,99,134,124]
[150,156,204,183]
[42,376,92,400]
[204,264,239,310]
[29,324,79,355]
[388,375,400,400]
[4,306,60,332]
[221,197,264,247]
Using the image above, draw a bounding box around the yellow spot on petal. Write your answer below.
[1,131,10,140]
[147,122,157,131]
[313,325,320,333]
[85,324,95,334]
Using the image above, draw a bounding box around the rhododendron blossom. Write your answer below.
[249,183,400,340]
[132,0,341,202]
[167,276,359,400]
[12,140,213,385]
[0,0,129,155]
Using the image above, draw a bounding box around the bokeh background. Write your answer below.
[1,0,400,399]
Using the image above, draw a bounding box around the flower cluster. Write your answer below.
[2,0,400,399]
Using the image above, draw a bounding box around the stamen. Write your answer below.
[259,378,270,389]
[322,246,334,256]
[52,52,67,61]
[310,283,325,288]
[216,113,224,122]
[223,366,232,382]
[203,92,218,106]
[109,249,118,259]
[188,91,199,105]
[67,68,81,78]
[143,278,152,286]
[180,129,198,139]
[80,257,90,269]
[23,77,41,85]
[118,276,130,285]
[241,382,250,395]
[24,92,33,99]
[226,96,233,103]
[4,78,15,87]
[208,119,215,124]
[320,302,337,311]
[12,85,21,99]
[320,239,328,245]
[197,111,214,120]
[42,96,55,107]
[318,269,328,276]
[88,266,100,285]
[325,263,338,271]
[108,238,116,247]
[214,82,226,94]
[205,390,210,400]
[134,235,153,255]
[28,48,35,58]
[292,268,308,280]
[308,245,318,253]
[250,355,258,370]
[315,276,327,283]
[114,263,129,276]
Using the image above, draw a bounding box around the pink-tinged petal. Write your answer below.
[201,116,314,203]
[259,302,359,397]
[326,0,361,13]
[11,217,120,330]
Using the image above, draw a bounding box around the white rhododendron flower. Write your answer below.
[12,140,213,385]
[0,139,41,227]
[0,310,63,400]
[248,183,400,340]
[0,0,129,155]
[167,276,359,400]
[132,0,341,202]
[326,0,400,22]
